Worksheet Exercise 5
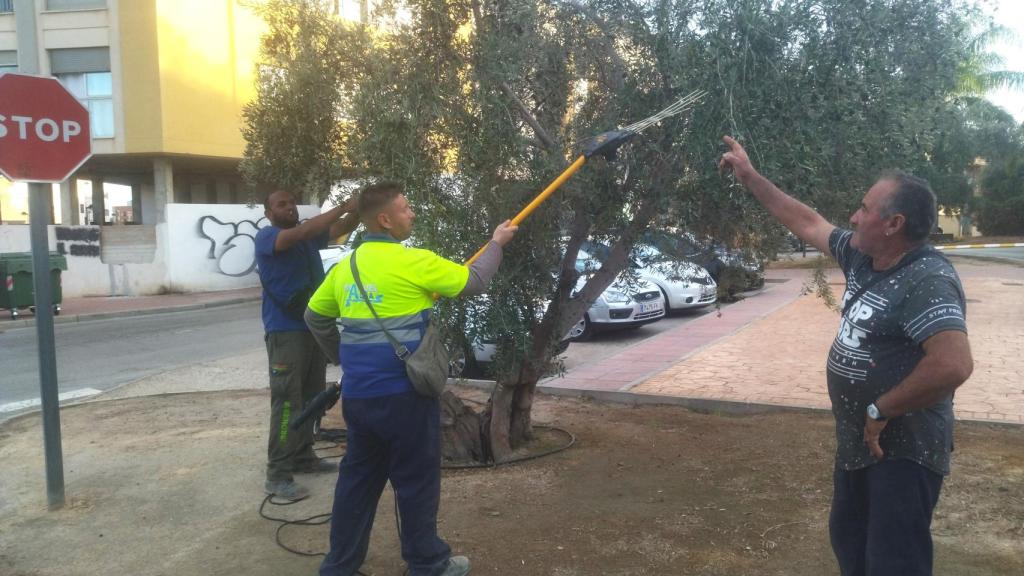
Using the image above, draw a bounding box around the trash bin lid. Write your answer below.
[0,253,67,273]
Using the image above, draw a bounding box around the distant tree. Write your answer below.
[954,21,1024,97]
[976,124,1024,235]
[919,99,1020,227]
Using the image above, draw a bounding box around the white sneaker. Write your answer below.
[440,555,470,576]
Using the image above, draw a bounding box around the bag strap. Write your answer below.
[350,248,412,360]
[257,271,290,311]
[841,247,931,317]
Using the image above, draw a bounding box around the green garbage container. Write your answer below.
[0,252,67,319]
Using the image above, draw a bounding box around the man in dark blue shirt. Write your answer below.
[256,188,359,501]
[720,136,973,576]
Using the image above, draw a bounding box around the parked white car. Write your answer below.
[319,244,350,274]
[632,244,717,310]
[568,249,666,341]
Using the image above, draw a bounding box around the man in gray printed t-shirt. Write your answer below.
[828,228,966,476]
[719,135,973,576]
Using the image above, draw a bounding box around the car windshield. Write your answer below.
[634,243,672,265]
[575,249,602,274]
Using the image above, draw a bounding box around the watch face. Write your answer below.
[867,404,882,420]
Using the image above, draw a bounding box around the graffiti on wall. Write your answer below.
[198,215,268,277]
[55,226,101,257]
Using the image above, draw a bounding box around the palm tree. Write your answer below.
[955,22,1024,97]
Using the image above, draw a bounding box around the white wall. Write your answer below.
[164,203,320,293]
[0,224,166,297]
[55,224,166,296]
[0,203,320,297]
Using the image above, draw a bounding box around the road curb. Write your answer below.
[946,253,1024,268]
[0,295,261,331]
[453,379,1023,427]
[936,242,1024,250]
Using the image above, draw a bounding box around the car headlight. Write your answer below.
[603,289,631,304]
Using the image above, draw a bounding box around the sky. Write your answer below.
[985,0,1024,122]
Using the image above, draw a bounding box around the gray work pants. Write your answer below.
[265,331,327,482]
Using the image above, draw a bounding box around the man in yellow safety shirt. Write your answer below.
[304,181,517,576]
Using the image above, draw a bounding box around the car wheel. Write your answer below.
[568,315,593,342]
[659,288,673,311]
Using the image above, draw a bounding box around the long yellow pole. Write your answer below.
[464,155,588,266]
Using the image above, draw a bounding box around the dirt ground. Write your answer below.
[1,386,1022,576]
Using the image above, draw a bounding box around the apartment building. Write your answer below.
[0,0,265,226]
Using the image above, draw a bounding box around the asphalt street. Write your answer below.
[0,301,263,412]
[943,246,1024,263]
[1,292,720,416]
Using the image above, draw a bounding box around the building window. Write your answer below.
[0,0,14,14]
[57,72,114,138]
[50,47,113,139]
[0,50,16,73]
[46,0,106,10]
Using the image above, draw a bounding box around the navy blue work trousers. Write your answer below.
[319,391,451,576]
[829,458,944,576]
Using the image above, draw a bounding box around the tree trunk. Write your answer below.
[440,371,543,464]
[439,390,485,463]
[486,382,516,462]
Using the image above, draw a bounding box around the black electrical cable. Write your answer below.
[441,425,576,469]
[260,421,576,568]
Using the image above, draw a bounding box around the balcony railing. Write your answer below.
[0,0,13,14]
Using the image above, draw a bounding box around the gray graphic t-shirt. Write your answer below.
[828,229,967,475]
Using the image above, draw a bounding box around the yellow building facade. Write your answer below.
[0,0,265,225]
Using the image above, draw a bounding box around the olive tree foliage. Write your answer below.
[243,0,983,461]
[240,1,370,202]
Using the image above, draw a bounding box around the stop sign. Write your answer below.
[0,72,92,183]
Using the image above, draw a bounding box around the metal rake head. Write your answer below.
[582,90,709,160]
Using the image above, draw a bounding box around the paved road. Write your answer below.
[1,292,726,412]
[944,246,1024,263]
[0,302,263,412]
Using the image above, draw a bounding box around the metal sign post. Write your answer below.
[4,1,93,509]
[28,184,65,508]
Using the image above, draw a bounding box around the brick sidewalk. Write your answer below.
[545,261,1024,426]
[542,269,810,393]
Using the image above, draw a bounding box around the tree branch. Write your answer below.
[499,82,558,151]
[552,0,626,93]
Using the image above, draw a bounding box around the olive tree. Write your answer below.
[244,0,983,462]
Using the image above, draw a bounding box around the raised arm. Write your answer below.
[275,198,357,253]
[719,136,835,253]
[461,220,518,296]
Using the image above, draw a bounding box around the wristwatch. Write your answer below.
[866,403,888,422]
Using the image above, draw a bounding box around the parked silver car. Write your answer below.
[633,244,717,310]
[568,249,666,341]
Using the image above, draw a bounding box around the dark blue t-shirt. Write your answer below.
[255,226,327,332]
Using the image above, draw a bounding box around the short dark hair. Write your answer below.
[878,171,937,244]
[262,188,296,210]
[358,181,403,223]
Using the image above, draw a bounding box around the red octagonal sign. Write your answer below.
[0,72,92,183]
